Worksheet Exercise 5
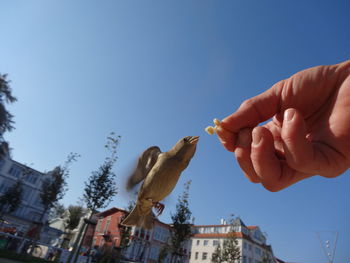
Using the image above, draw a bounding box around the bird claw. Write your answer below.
[152,202,165,216]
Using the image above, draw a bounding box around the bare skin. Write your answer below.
[216,60,350,192]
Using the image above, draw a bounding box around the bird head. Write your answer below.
[172,136,199,162]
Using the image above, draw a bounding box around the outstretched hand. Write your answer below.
[217,60,350,191]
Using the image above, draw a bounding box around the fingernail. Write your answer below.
[284,109,295,122]
[252,128,262,147]
[237,129,251,148]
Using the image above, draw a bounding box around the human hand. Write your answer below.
[217,60,350,191]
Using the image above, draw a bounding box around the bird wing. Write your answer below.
[126,146,161,190]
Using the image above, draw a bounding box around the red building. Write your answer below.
[90,207,182,263]
[92,207,128,249]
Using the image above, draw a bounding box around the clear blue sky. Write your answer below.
[1,1,350,262]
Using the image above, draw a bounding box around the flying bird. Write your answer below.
[121,136,199,229]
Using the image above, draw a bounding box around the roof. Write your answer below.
[232,217,247,227]
[96,207,128,218]
[12,159,45,175]
[193,232,244,238]
[193,224,256,229]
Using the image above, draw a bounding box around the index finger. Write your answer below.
[221,81,283,133]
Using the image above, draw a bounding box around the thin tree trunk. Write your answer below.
[66,216,89,263]
[72,219,89,263]
[28,208,47,255]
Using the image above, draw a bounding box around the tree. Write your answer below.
[67,205,86,230]
[0,165,34,224]
[27,153,79,254]
[0,73,16,135]
[40,153,79,223]
[211,216,241,263]
[261,252,272,263]
[82,133,119,213]
[170,180,193,263]
[0,73,16,157]
[120,201,134,250]
[0,180,23,221]
[158,245,169,263]
[68,133,120,263]
[222,232,241,263]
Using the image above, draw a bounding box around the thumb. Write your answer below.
[221,81,283,133]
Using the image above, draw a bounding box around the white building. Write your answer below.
[124,220,191,263]
[0,156,50,236]
[190,218,277,263]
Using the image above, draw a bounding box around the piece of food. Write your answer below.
[205,118,221,135]
[205,126,215,135]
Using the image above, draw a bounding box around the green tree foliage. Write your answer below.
[49,203,86,230]
[0,180,23,219]
[222,232,241,263]
[0,73,16,157]
[170,180,193,262]
[29,153,79,255]
[68,134,120,263]
[211,216,241,263]
[67,205,86,230]
[119,201,134,250]
[0,73,16,135]
[211,242,224,263]
[40,166,67,218]
[83,133,120,213]
[261,252,272,263]
[158,245,169,263]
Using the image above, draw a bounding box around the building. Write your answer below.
[92,207,127,249]
[91,207,190,263]
[0,156,50,236]
[190,218,277,263]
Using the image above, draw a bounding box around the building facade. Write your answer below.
[0,156,50,235]
[90,207,190,263]
[190,218,277,263]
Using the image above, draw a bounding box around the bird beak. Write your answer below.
[189,136,199,145]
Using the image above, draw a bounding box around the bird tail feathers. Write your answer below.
[121,205,154,229]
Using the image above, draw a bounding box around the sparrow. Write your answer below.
[121,136,199,229]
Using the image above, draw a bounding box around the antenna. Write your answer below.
[316,231,339,263]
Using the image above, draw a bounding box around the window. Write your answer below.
[0,159,5,170]
[150,245,160,260]
[28,211,41,222]
[248,257,252,263]
[202,252,207,260]
[12,206,26,218]
[96,219,102,232]
[25,173,39,184]
[243,242,247,249]
[213,240,219,246]
[195,252,198,259]
[99,239,105,248]
[104,217,111,232]
[21,186,33,202]
[255,247,261,255]
[113,238,119,247]
[203,240,208,246]
[196,240,200,245]
[243,256,247,263]
[8,165,22,178]
[249,244,252,251]
[0,179,11,193]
